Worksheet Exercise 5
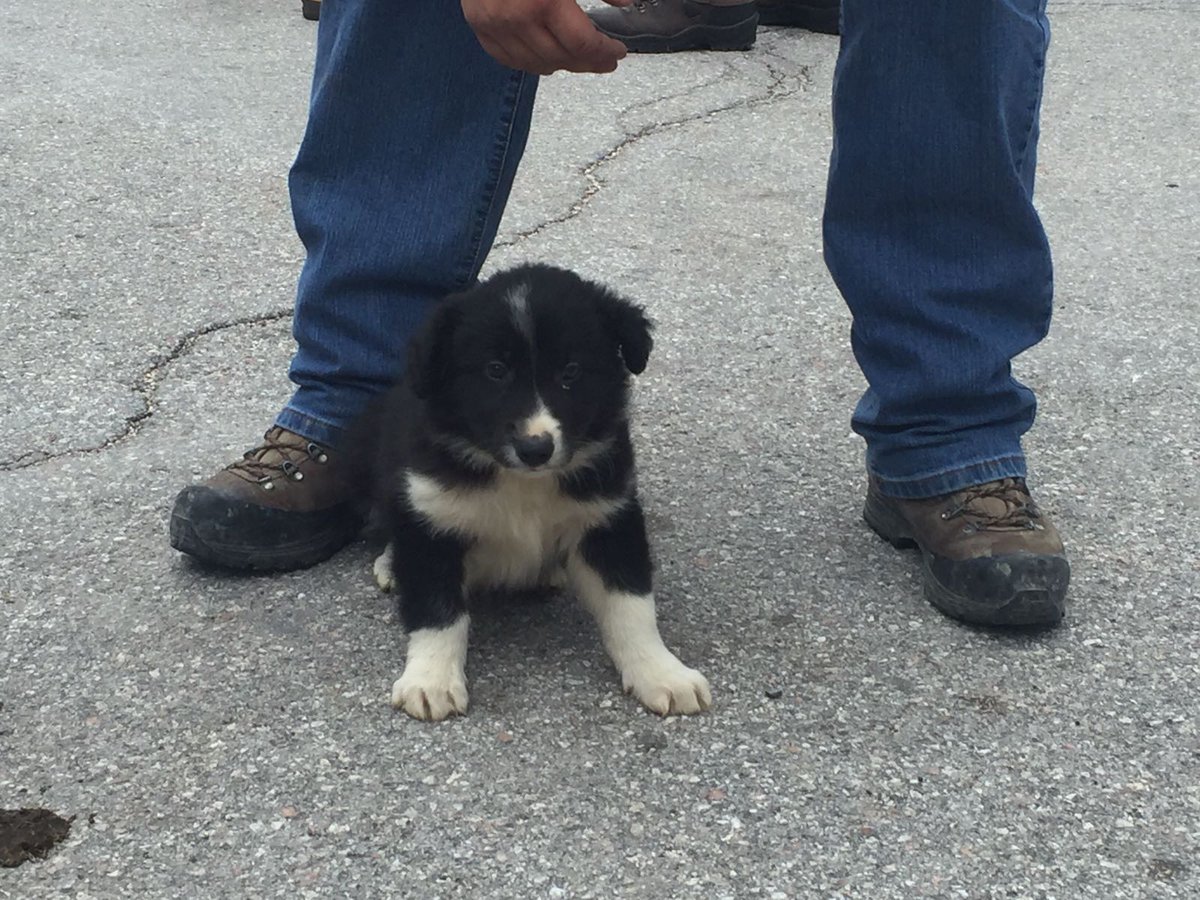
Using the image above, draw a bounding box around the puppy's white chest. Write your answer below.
[406,471,624,589]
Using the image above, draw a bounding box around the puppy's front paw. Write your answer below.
[392,619,470,721]
[622,651,712,716]
[373,546,396,592]
[391,670,469,721]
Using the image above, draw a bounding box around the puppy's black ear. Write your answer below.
[598,288,654,375]
[405,301,461,399]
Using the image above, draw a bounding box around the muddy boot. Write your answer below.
[863,477,1070,627]
[170,426,361,572]
[589,0,759,53]
[755,0,839,34]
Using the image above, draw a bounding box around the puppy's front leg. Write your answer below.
[569,500,711,715]
[380,514,471,721]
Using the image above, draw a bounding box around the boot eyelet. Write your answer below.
[259,478,275,491]
[306,443,329,464]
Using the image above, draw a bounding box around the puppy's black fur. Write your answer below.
[350,264,710,720]
[366,265,649,486]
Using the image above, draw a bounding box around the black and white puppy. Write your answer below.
[360,264,711,721]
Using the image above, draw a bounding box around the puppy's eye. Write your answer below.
[561,362,581,388]
[485,361,509,382]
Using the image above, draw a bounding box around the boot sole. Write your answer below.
[863,491,1069,627]
[301,0,320,21]
[603,17,758,53]
[170,513,354,572]
[756,5,838,34]
[169,485,360,572]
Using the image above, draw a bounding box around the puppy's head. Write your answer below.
[407,264,652,473]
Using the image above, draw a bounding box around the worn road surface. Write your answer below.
[2,1,1198,897]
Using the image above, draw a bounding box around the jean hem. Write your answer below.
[275,406,347,449]
[870,454,1028,500]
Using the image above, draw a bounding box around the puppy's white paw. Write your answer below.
[622,651,712,716]
[391,670,469,721]
[390,619,471,721]
[373,545,395,592]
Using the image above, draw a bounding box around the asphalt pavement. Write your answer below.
[1,1,1198,897]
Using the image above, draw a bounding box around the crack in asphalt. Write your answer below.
[3,52,812,474]
[0,310,292,473]
[495,57,809,248]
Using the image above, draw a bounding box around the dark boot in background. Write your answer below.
[755,0,838,34]
[589,0,759,53]
[589,0,839,54]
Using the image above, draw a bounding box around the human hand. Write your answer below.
[462,0,631,76]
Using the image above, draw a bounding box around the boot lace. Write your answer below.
[940,478,1043,531]
[226,429,329,490]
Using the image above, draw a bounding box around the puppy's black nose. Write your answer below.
[513,433,554,467]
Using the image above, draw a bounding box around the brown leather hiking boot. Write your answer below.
[863,477,1070,627]
[589,0,760,53]
[169,427,361,572]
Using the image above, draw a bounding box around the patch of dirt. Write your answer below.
[0,808,73,867]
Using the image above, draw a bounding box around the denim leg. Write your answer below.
[823,0,1053,499]
[275,0,538,448]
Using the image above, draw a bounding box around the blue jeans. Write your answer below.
[275,0,538,446]
[824,1,1053,498]
[277,0,1054,501]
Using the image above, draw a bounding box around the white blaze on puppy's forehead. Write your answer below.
[506,282,533,341]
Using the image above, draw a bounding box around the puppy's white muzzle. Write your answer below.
[506,405,566,471]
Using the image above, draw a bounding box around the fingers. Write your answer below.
[463,0,627,76]
[476,29,557,76]
[514,27,579,77]
[544,0,628,74]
